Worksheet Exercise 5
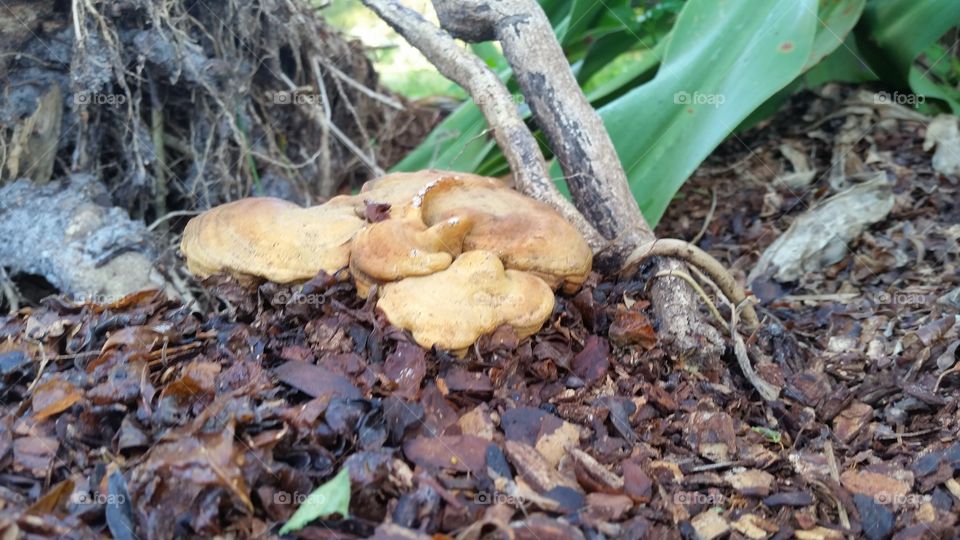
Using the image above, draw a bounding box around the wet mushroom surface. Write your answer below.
[180,169,593,351]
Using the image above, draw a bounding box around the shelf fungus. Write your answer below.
[377,250,555,353]
[349,208,473,298]
[181,170,593,351]
[180,196,364,283]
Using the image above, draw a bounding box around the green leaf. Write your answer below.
[803,34,877,88]
[743,0,868,131]
[559,0,607,46]
[859,0,960,78]
[583,0,818,226]
[278,467,351,535]
[856,0,960,112]
[805,0,866,70]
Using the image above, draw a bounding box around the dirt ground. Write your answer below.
[0,85,957,539]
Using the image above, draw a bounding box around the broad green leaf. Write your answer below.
[856,0,960,112]
[909,66,960,113]
[743,0,868,131]
[804,34,877,88]
[805,0,866,70]
[583,0,818,226]
[735,0,876,132]
[278,467,351,535]
[392,101,491,171]
[859,0,960,78]
[559,0,607,46]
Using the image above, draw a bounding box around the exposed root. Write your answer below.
[651,269,726,330]
[729,303,780,401]
[622,238,759,328]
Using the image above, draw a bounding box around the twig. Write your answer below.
[0,266,20,314]
[318,58,404,110]
[359,0,605,251]
[308,58,335,192]
[729,304,780,401]
[623,238,759,328]
[824,440,852,532]
[691,187,717,245]
[147,210,202,231]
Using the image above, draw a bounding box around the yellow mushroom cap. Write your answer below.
[358,169,500,209]
[180,196,365,283]
[377,250,555,352]
[362,170,593,293]
[349,207,473,298]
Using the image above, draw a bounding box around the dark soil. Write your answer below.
[0,86,957,539]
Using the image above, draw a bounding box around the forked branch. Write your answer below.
[359,0,605,251]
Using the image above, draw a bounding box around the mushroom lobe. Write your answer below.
[377,250,555,352]
[420,181,593,293]
[362,170,593,293]
[349,210,472,298]
[180,197,365,283]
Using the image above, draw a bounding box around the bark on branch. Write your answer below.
[359,0,605,251]
[433,0,654,261]
[362,0,761,361]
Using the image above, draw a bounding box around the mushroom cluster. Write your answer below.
[181,170,593,353]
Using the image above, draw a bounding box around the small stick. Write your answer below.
[691,187,717,245]
[623,238,759,328]
[729,305,779,401]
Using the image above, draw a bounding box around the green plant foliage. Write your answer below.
[388,0,957,227]
[278,467,351,535]
[857,0,960,112]
[585,0,817,225]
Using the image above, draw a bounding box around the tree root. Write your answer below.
[623,238,759,328]
[363,0,760,365]
[729,303,781,401]
[651,269,726,330]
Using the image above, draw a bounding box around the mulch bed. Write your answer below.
[0,86,957,539]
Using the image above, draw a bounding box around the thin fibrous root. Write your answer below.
[729,303,780,401]
[622,238,759,328]
[650,270,726,331]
